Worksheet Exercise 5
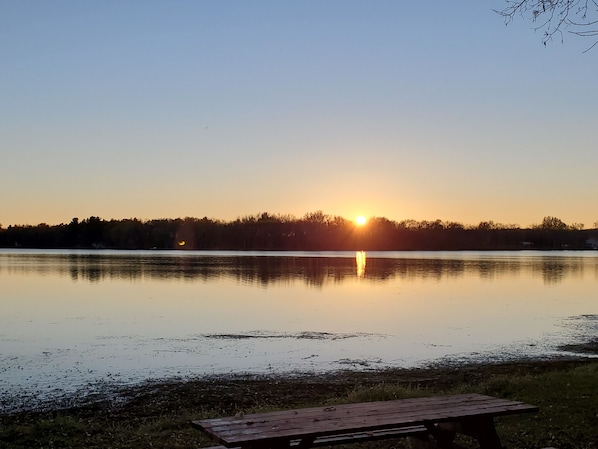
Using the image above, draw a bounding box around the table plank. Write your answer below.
[201,394,526,429]
[193,393,537,447]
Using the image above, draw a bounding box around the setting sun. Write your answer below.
[355,215,367,226]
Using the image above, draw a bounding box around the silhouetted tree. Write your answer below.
[539,216,568,230]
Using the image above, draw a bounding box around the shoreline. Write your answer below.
[3,337,596,417]
[2,349,596,417]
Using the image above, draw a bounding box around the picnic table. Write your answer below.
[192,393,538,449]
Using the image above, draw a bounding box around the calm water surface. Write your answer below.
[1,249,597,412]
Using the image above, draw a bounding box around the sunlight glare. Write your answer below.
[355,215,367,226]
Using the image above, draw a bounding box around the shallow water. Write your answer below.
[1,249,597,412]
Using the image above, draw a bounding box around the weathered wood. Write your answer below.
[193,393,538,449]
[199,425,429,449]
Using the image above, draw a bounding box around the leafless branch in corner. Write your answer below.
[496,0,598,50]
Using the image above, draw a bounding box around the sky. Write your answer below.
[2,1,597,228]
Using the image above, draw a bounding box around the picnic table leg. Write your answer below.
[423,419,503,449]
[423,423,461,449]
[407,432,461,449]
[459,417,503,449]
[296,436,316,449]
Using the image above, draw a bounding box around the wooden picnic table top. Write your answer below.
[192,393,538,448]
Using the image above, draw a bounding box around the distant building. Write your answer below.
[585,238,598,250]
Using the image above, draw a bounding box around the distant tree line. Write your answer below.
[1,213,597,251]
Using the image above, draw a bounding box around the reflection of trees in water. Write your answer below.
[3,252,597,286]
[529,257,586,285]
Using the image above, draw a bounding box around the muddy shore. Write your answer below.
[0,357,592,420]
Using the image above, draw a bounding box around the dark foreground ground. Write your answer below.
[1,356,597,449]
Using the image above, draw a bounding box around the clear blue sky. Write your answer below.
[2,1,597,227]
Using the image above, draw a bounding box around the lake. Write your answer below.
[1,249,597,413]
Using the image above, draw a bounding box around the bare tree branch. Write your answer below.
[496,0,598,49]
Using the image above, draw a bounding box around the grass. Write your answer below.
[1,359,597,449]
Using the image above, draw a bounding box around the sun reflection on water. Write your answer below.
[356,251,366,277]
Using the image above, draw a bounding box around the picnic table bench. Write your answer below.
[192,393,538,449]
